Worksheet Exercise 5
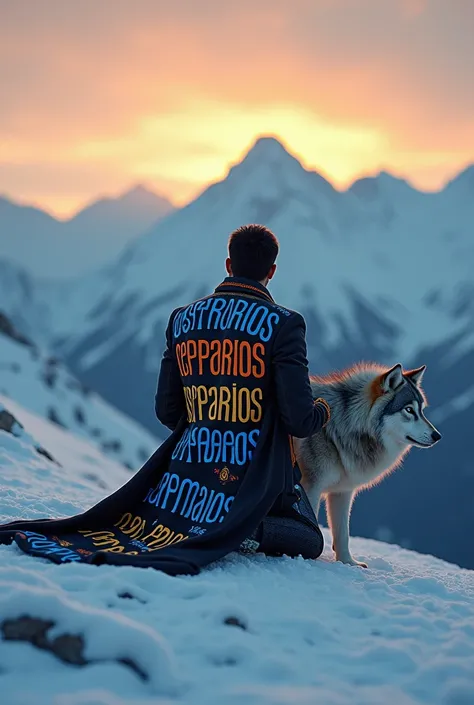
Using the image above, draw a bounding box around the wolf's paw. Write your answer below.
[336,555,368,568]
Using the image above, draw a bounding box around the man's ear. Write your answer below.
[267,263,277,281]
[225,257,233,276]
[380,363,405,392]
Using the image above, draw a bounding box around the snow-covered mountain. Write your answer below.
[0,312,161,470]
[0,185,174,278]
[1,397,473,705]
[1,136,473,569]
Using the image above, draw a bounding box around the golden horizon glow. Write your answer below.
[1,0,473,218]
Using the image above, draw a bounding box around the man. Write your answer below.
[0,224,329,574]
[155,223,330,562]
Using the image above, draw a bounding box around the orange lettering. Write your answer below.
[198,339,210,375]
[239,341,252,377]
[221,339,233,375]
[210,340,221,375]
[187,340,197,375]
[252,343,265,378]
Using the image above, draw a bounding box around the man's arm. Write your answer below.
[155,312,186,431]
[272,312,329,438]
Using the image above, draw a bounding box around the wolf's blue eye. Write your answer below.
[405,406,415,415]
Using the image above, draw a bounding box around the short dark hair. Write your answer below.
[228,224,279,281]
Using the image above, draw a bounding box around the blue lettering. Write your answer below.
[204,493,225,523]
[197,299,212,329]
[248,429,260,459]
[171,478,200,517]
[246,306,268,336]
[220,298,235,329]
[161,473,180,509]
[191,487,209,521]
[207,297,227,329]
[235,432,247,465]
[154,473,171,507]
[173,310,183,338]
[220,496,235,522]
[197,489,215,523]
[227,298,249,330]
[240,302,257,331]
[197,426,211,462]
[222,430,235,464]
[260,311,280,342]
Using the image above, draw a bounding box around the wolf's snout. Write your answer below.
[431,430,442,443]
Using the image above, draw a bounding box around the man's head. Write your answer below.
[226,224,279,285]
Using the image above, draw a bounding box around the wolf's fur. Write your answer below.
[294,363,441,567]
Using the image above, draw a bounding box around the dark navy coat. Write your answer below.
[0,277,328,574]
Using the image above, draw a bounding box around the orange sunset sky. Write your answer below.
[1,0,473,217]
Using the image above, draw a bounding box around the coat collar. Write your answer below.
[214,276,275,304]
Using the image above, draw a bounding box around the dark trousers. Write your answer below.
[240,483,324,560]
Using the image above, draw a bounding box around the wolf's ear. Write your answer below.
[381,363,405,392]
[404,365,426,386]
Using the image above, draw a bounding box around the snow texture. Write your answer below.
[0,324,161,470]
[1,396,473,705]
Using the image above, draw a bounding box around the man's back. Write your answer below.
[154,276,329,532]
[148,224,330,571]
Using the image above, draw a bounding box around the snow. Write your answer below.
[0,395,131,513]
[0,327,162,470]
[1,397,474,705]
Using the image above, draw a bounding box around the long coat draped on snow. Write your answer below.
[0,277,328,574]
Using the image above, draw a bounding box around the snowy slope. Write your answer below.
[0,185,174,278]
[0,314,161,470]
[1,398,474,705]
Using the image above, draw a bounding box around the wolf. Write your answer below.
[293,363,441,567]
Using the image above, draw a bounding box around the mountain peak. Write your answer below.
[445,164,474,194]
[72,184,174,221]
[239,136,305,172]
[349,170,416,200]
[120,183,164,201]
[228,135,335,197]
[246,135,293,159]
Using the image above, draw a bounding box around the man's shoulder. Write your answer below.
[269,301,302,321]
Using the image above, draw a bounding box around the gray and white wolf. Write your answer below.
[294,363,441,567]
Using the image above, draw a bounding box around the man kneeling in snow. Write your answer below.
[154,224,330,564]
[0,224,330,574]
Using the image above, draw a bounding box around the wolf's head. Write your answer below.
[375,364,441,449]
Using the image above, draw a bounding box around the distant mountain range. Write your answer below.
[0,184,174,278]
[1,136,473,568]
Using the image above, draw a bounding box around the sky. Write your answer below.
[1,0,473,217]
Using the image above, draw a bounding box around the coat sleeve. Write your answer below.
[155,311,186,431]
[272,312,330,438]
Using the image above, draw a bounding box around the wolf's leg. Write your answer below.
[305,483,323,519]
[326,491,367,568]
